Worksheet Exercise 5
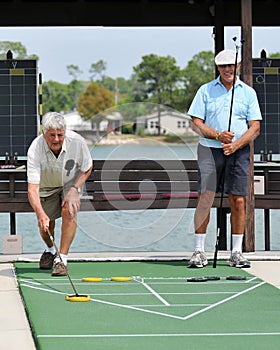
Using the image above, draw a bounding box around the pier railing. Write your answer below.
[0,159,278,252]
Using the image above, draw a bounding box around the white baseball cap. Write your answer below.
[214,49,241,66]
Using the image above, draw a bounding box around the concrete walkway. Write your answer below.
[250,260,280,289]
[0,251,279,350]
[0,263,36,350]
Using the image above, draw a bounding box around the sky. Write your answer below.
[0,26,279,84]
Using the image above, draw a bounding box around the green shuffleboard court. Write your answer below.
[15,260,280,350]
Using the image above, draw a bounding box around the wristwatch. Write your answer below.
[71,185,81,194]
[215,132,221,141]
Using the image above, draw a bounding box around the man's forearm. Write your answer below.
[28,185,45,218]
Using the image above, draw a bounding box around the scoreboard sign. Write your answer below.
[0,59,39,157]
[253,57,280,157]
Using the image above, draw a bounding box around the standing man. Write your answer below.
[27,112,93,276]
[187,49,262,269]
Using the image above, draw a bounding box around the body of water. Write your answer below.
[0,142,279,254]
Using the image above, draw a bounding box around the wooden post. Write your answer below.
[241,0,255,252]
[213,0,225,77]
[213,1,229,247]
[217,208,228,250]
[264,209,270,251]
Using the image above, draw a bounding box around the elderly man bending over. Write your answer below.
[27,112,93,276]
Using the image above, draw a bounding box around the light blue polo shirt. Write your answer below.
[187,76,262,148]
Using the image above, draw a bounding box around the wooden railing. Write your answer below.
[1,159,279,252]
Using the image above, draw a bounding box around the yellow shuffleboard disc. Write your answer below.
[82,277,103,282]
[111,276,132,282]
[65,294,91,302]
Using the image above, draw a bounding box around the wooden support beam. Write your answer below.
[241,0,255,252]
[214,0,225,77]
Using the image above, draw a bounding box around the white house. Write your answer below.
[64,111,92,131]
[136,110,193,135]
[104,112,123,133]
[63,111,123,133]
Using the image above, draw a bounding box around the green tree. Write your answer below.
[77,83,114,136]
[67,80,84,108]
[269,52,280,58]
[181,50,215,110]
[42,81,75,113]
[89,60,107,81]
[133,54,181,134]
[0,41,38,60]
[116,75,148,102]
[133,54,181,105]
[66,64,84,107]
[113,101,156,123]
[100,76,115,91]
[67,64,83,80]
[100,75,146,105]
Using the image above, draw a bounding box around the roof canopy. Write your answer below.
[0,0,279,27]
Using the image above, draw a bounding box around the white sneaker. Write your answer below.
[228,251,251,268]
[188,251,208,268]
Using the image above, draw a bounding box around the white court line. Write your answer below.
[20,277,266,321]
[18,276,260,286]
[182,282,265,321]
[21,283,65,296]
[91,297,185,320]
[136,278,170,306]
[136,277,188,280]
[246,276,258,283]
[20,279,237,298]
[148,281,260,285]
[129,303,210,307]
[20,279,41,285]
[90,281,265,320]
[20,281,208,309]
[38,332,280,339]
[91,292,235,296]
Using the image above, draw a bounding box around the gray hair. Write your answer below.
[42,112,66,133]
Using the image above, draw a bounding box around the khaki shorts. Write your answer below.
[40,189,64,220]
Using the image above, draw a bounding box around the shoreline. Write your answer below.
[89,134,198,146]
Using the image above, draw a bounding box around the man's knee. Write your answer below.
[61,206,72,219]
[231,196,245,211]
[198,191,215,209]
